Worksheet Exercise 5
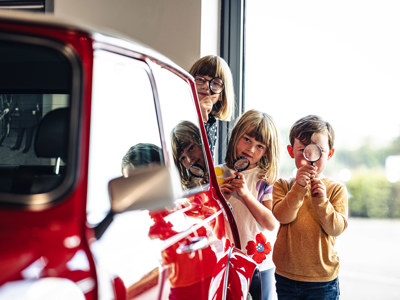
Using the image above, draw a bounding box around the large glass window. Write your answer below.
[244,1,400,298]
[245,1,400,215]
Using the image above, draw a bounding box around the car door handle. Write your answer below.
[178,236,209,253]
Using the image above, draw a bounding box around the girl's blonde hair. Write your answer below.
[225,109,280,184]
[189,55,234,121]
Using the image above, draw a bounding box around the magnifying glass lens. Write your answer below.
[233,156,250,172]
[209,78,224,94]
[189,163,205,178]
[303,144,322,165]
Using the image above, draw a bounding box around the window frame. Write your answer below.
[218,0,246,164]
[0,0,53,12]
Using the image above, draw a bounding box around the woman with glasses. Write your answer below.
[189,55,234,160]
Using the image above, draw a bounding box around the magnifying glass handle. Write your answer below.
[228,174,239,184]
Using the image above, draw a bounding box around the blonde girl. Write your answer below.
[215,109,280,300]
[189,55,234,159]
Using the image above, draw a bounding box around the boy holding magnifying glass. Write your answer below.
[272,115,348,300]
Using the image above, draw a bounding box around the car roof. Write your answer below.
[0,9,191,79]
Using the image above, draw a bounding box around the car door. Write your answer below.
[86,48,232,299]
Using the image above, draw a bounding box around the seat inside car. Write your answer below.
[34,107,69,165]
[22,107,69,194]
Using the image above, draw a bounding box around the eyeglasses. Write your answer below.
[194,75,225,94]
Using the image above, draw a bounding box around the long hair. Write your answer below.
[171,120,203,187]
[225,109,280,184]
[189,55,234,121]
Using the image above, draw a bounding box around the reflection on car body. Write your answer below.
[0,10,257,300]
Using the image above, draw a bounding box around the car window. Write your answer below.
[153,65,210,192]
[86,50,163,224]
[0,38,73,200]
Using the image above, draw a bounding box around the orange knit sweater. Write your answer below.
[272,177,348,282]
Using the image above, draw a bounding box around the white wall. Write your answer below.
[53,0,220,71]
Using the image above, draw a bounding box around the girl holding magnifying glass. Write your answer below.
[215,109,281,300]
[171,120,209,189]
[189,55,234,160]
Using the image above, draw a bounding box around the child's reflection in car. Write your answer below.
[121,143,162,177]
[171,120,209,189]
[121,142,217,299]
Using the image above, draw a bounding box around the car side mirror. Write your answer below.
[108,164,175,213]
[95,165,175,239]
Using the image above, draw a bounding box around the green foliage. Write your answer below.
[276,130,400,219]
[346,170,400,218]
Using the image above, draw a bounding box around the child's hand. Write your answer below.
[310,178,326,198]
[220,177,236,200]
[199,96,213,122]
[231,173,250,198]
[296,164,317,188]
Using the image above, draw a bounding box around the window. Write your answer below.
[243,2,400,298]
[87,50,162,224]
[153,65,210,192]
[244,1,400,217]
[0,36,74,202]
[0,0,52,12]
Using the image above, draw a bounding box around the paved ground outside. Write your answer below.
[336,217,400,299]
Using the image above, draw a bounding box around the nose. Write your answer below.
[248,145,256,155]
[199,81,209,92]
[186,152,197,165]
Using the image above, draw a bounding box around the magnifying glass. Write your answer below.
[209,77,225,95]
[233,156,250,178]
[303,144,322,166]
[189,163,205,178]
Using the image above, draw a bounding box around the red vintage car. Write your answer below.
[0,10,256,300]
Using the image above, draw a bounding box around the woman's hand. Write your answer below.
[199,96,213,122]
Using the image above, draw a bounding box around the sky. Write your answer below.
[244,1,400,150]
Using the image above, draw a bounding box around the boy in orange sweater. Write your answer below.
[272,115,348,299]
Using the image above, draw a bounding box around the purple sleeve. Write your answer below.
[256,180,272,203]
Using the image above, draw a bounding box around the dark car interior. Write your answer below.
[0,37,72,196]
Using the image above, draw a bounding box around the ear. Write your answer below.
[328,148,335,160]
[287,145,295,158]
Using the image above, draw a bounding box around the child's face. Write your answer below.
[195,75,221,105]
[288,132,334,177]
[178,143,205,171]
[236,133,266,169]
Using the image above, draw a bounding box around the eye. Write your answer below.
[244,137,250,142]
[179,155,187,164]
[257,144,265,150]
[194,76,206,85]
[211,79,223,88]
